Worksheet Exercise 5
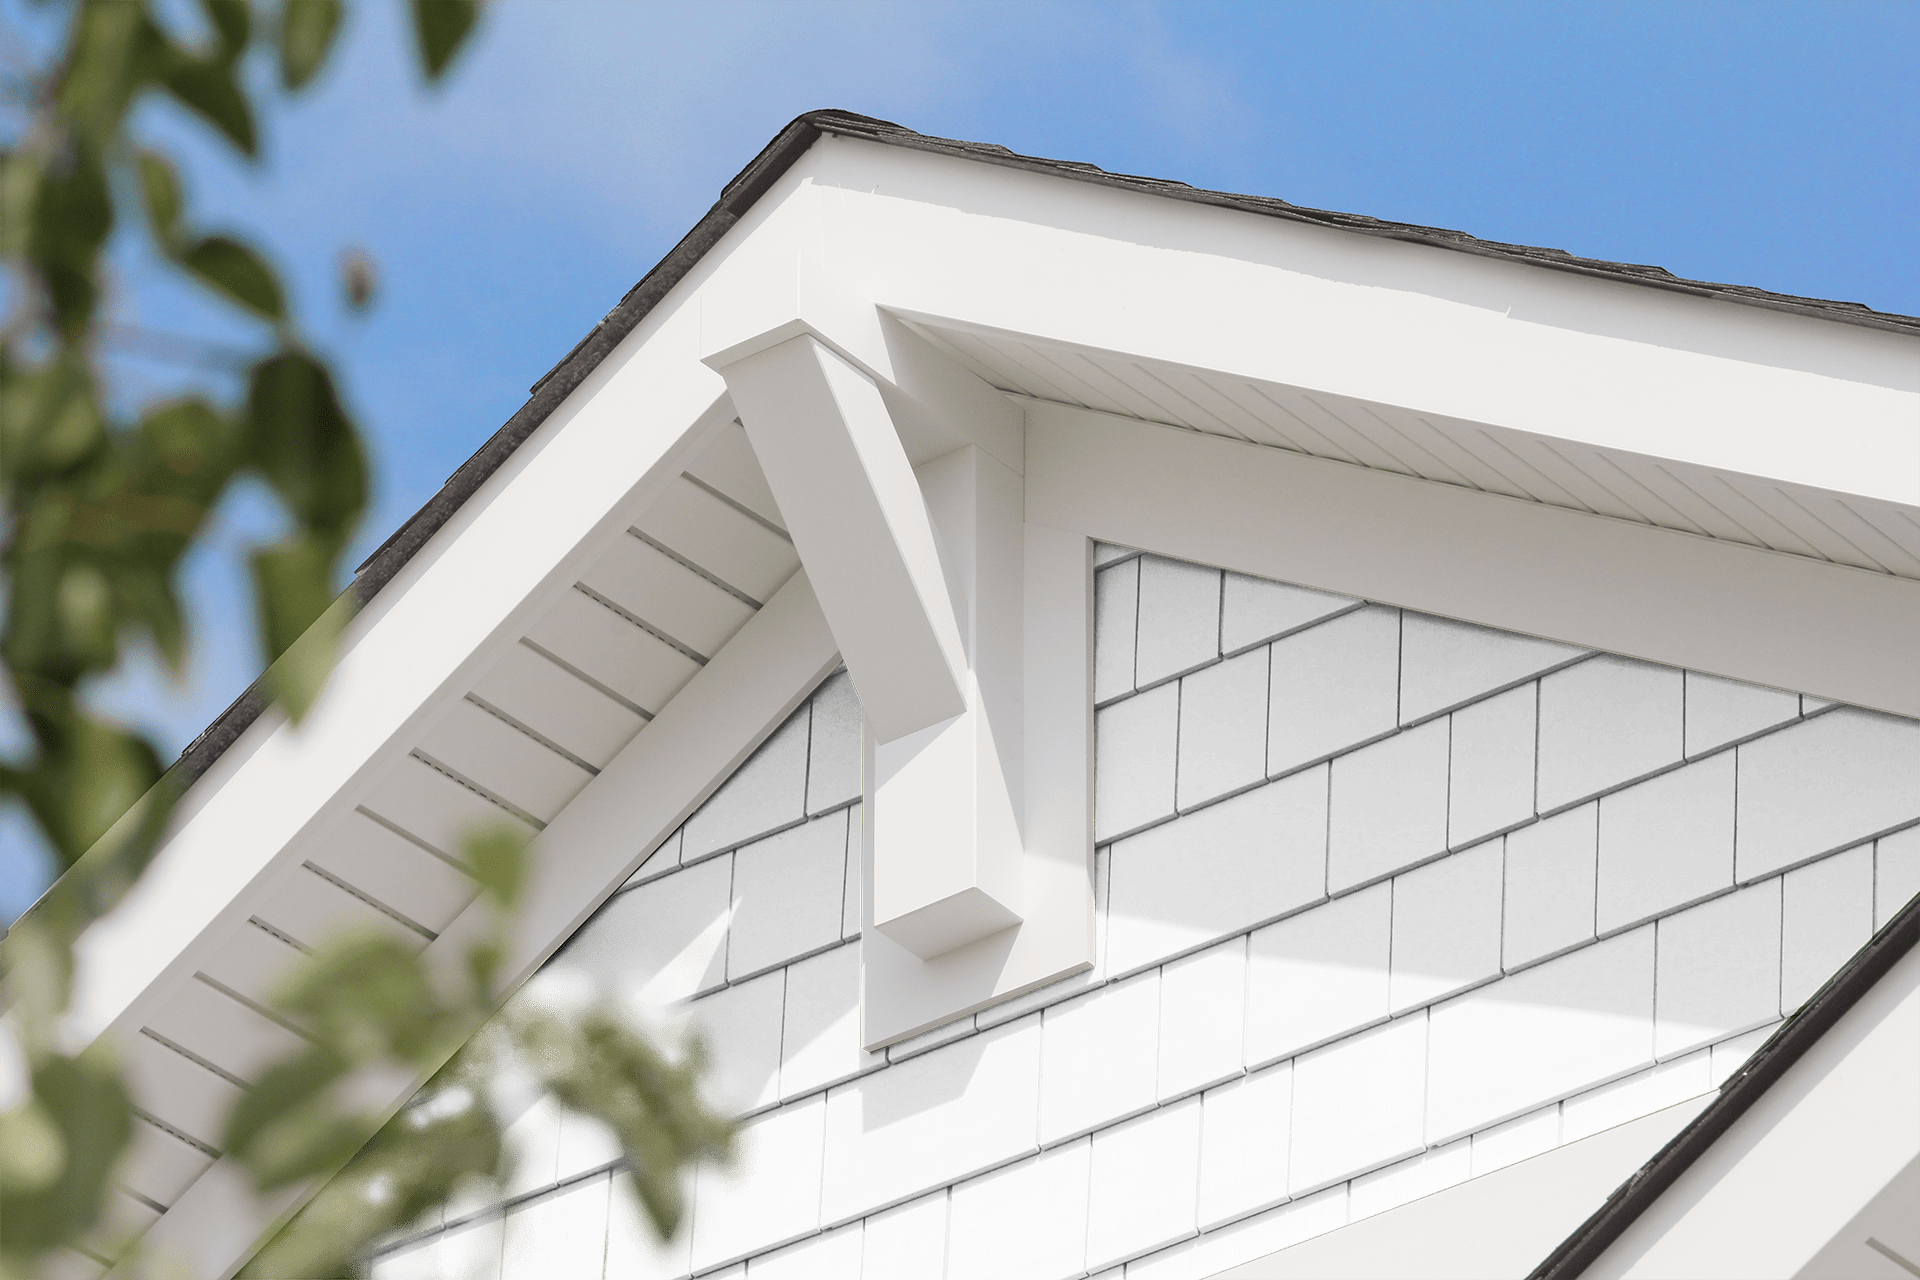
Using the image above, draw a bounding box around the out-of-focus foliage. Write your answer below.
[0,3,733,1276]
[0,0,725,1274]
[518,990,741,1251]
[235,829,734,1279]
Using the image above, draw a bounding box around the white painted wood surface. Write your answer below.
[61,123,1917,1277]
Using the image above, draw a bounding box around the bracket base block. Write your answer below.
[874,885,1024,962]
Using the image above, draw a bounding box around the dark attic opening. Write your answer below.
[526,545,1920,1143]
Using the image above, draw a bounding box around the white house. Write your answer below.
[57,111,1920,1279]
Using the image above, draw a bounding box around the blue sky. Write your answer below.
[4,0,1916,920]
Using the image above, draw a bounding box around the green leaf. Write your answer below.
[0,1100,65,1193]
[238,1071,504,1277]
[202,0,252,62]
[163,56,258,156]
[245,350,367,544]
[0,920,76,1059]
[54,564,113,663]
[277,933,467,1068]
[412,0,483,80]
[253,541,346,720]
[229,1069,382,1194]
[136,150,183,248]
[182,235,285,320]
[0,357,104,477]
[462,825,529,911]
[56,3,157,145]
[138,397,238,496]
[9,708,165,869]
[517,1008,736,1241]
[0,1048,132,1256]
[281,0,344,90]
[0,151,43,258]
[29,144,114,340]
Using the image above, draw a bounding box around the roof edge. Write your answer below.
[797,117,1920,338]
[157,111,887,795]
[133,105,1920,836]
[1528,885,1920,1279]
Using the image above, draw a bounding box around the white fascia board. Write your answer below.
[67,278,735,1046]
[1212,1097,1711,1280]
[1026,401,1920,719]
[64,150,858,1047]
[796,135,1919,505]
[1583,944,1920,1280]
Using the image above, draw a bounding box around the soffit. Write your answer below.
[94,419,806,1253]
[908,318,1920,582]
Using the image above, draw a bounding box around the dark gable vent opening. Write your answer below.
[529,541,1920,1143]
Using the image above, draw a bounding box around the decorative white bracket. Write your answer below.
[703,281,1093,1046]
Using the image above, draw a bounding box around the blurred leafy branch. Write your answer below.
[0,2,733,1275]
[229,828,733,1279]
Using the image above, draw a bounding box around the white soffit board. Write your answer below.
[907,317,1920,580]
[1025,402,1920,718]
[82,400,821,1278]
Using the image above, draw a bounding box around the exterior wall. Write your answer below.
[369,548,1920,1280]
[86,127,1920,1274]
[385,924,1743,1280]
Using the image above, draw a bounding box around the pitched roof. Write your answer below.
[37,112,1912,1280]
[157,107,1920,826]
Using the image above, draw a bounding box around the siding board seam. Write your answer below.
[354,803,482,875]
[366,1028,1751,1274]
[193,971,312,1040]
[131,1107,221,1160]
[407,750,548,830]
[681,470,792,541]
[246,915,313,955]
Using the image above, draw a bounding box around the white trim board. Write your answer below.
[1209,1097,1713,1280]
[1581,941,1920,1279]
[1024,400,1920,719]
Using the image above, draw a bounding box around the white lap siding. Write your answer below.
[439,909,1743,1280]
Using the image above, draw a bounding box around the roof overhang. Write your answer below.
[34,113,1920,1278]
